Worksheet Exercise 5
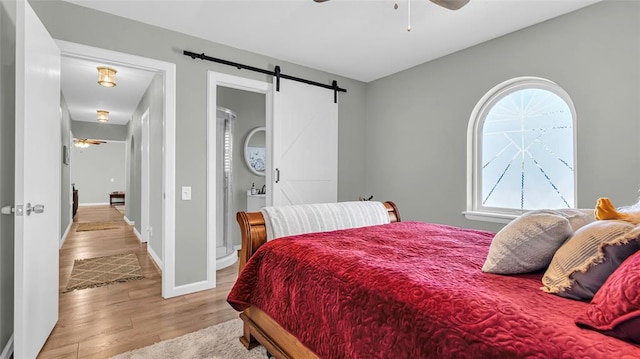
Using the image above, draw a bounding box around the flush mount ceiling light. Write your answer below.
[74,140,90,148]
[97,66,117,87]
[74,138,106,148]
[97,110,109,123]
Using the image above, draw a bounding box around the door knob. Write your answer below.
[25,203,44,216]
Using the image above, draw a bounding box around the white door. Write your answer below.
[271,79,338,206]
[14,1,61,357]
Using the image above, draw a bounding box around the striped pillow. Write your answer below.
[541,220,640,300]
[261,201,391,241]
[482,209,594,274]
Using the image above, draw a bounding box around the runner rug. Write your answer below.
[110,319,267,359]
[76,221,119,232]
[65,252,144,292]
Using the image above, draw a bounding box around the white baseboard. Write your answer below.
[167,280,215,298]
[0,334,13,359]
[124,216,135,225]
[147,245,163,272]
[133,227,145,243]
[60,221,72,248]
[79,202,109,206]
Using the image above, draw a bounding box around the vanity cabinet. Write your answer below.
[247,190,266,212]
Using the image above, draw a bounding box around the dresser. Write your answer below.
[72,186,78,218]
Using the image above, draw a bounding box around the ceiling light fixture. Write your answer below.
[97,66,117,87]
[74,140,90,148]
[97,110,109,123]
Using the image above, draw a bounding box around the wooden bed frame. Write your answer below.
[235,201,401,359]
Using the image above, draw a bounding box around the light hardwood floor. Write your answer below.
[38,205,240,359]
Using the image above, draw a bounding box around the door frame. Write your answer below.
[206,71,272,288]
[55,40,178,298]
[140,107,150,243]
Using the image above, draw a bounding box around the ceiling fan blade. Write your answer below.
[430,0,469,10]
[313,0,330,2]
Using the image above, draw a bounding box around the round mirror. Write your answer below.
[244,127,266,176]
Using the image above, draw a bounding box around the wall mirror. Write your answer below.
[244,126,266,176]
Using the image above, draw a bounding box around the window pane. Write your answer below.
[481,88,574,210]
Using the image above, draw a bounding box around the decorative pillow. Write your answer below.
[541,221,640,300]
[595,197,640,225]
[482,209,593,274]
[575,250,640,343]
[556,208,595,231]
[261,201,390,241]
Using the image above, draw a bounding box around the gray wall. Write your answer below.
[0,0,15,352]
[126,72,164,257]
[72,141,126,204]
[218,87,266,249]
[30,0,368,286]
[365,1,640,232]
[71,120,127,141]
[60,94,72,236]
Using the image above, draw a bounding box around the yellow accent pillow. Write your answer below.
[595,197,640,225]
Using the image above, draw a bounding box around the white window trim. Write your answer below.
[465,76,578,223]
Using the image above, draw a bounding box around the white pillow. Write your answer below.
[482,209,594,274]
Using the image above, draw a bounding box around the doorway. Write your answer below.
[56,40,178,298]
[206,71,272,285]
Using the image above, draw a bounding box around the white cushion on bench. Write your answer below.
[261,201,390,241]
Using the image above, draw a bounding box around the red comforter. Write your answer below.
[227,221,640,358]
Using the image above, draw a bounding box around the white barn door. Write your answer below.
[14,1,61,357]
[271,79,338,206]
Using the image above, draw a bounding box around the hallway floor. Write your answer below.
[38,205,239,358]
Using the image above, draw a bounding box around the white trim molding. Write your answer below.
[206,71,271,291]
[466,76,577,222]
[59,221,72,248]
[168,280,215,298]
[0,335,13,359]
[462,211,516,224]
[123,216,135,226]
[133,227,144,243]
[147,245,163,271]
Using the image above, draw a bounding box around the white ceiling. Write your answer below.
[60,0,600,127]
[63,0,600,83]
[61,56,155,126]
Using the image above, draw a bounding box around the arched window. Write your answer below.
[466,77,577,222]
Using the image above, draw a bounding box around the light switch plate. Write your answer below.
[181,186,191,200]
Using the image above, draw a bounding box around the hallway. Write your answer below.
[38,205,238,358]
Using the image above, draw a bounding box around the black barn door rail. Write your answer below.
[183,50,347,103]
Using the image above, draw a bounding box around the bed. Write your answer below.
[227,201,640,358]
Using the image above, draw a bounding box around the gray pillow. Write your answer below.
[556,208,595,231]
[482,209,594,274]
[541,220,640,300]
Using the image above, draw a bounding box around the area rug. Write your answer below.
[65,252,144,292]
[76,221,119,232]
[110,319,267,359]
